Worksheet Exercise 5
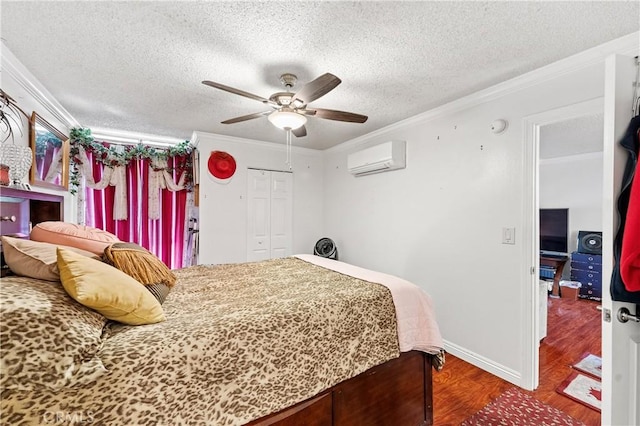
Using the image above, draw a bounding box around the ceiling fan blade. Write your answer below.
[309,108,368,123]
[221,111,271,124]
[290,73,341,106]
[202,81,277,106]
[292,125,307,137]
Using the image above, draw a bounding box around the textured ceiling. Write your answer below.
[1,1,638,150]
[540,114,604,160]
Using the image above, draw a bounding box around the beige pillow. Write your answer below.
[1,236,98,281]
[57,247,166,325]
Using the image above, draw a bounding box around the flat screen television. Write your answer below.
[540,208,568,255]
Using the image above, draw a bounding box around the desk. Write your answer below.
[540,255,568,297]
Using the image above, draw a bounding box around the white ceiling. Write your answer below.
[1,1,638,150]
[540,114,605,159]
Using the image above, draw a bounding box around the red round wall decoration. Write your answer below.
[208,151,236,180]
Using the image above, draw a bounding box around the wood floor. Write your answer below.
[433,295,602,425]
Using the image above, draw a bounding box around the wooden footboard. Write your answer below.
[247,351,433,426]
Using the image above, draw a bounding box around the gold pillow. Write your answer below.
[103,242,176,286]
[1,236,98,281]
[57,247,166,325]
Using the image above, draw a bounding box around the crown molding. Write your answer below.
[193,130,323,156]
[327,31,640,154]
[1,42,79,128]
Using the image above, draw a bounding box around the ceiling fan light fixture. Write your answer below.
[268,110,307,130]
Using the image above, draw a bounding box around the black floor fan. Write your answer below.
[314,238,338,260]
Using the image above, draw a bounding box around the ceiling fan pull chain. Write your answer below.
[286,129,292,170]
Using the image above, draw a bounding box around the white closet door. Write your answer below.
[247,169,271,261]
[270,171,292,259]
[247,169,293,261]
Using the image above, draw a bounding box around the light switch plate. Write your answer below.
[502,227,516,244]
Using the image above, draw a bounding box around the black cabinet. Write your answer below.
[570,252,602,301]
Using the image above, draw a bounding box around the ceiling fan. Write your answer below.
[202,73,368,137]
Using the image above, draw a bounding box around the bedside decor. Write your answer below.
[0,143,33,188]
[0,90,32,188]
[0,164,9,186]
[0,89,29,143]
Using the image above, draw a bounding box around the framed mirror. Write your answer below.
[29,112,70,190]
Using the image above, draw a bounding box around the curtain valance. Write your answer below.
[69,127,196,220]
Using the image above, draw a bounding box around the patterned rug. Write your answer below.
[572,353,602,379]
[557,371,602,412]
[461,387,586,426]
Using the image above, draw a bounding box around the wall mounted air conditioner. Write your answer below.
[347,140,406,176]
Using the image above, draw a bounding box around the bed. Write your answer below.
[0,188,444,425]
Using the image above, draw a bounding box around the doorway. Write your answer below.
[537,108,605,396]
[522,97,604,389]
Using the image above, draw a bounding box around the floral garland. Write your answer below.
[69,127,196,195]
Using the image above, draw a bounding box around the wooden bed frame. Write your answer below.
[0,188,435,426]
[247,351,434,426]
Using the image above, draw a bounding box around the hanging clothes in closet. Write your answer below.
[621,117,640,291]
[611,104,640,303]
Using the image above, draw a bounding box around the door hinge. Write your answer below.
[530,266,535,275]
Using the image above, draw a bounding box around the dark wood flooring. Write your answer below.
[433,296,601,425]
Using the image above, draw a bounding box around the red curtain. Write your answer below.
[84,152,189,269]
[139,156,189,269]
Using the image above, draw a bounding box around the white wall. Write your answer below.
[540,152,603,256]
[195,132,324,264]
[322,61,608,383]
[1,43,78,221]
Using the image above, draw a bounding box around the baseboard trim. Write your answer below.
[444,340,523,387]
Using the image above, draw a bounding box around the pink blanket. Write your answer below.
[295,254,444,355]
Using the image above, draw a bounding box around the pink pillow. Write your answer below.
[30,222,120,255]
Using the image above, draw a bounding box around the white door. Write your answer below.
[247,169,271,261]
[601,54,640,426]
[247,169,293,261]
[269,171,293,259]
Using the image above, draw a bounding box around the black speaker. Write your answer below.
[577,231,602,255]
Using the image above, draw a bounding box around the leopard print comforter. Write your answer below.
[2,257,399,425]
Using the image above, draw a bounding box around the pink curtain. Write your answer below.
[84,150,189,269]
